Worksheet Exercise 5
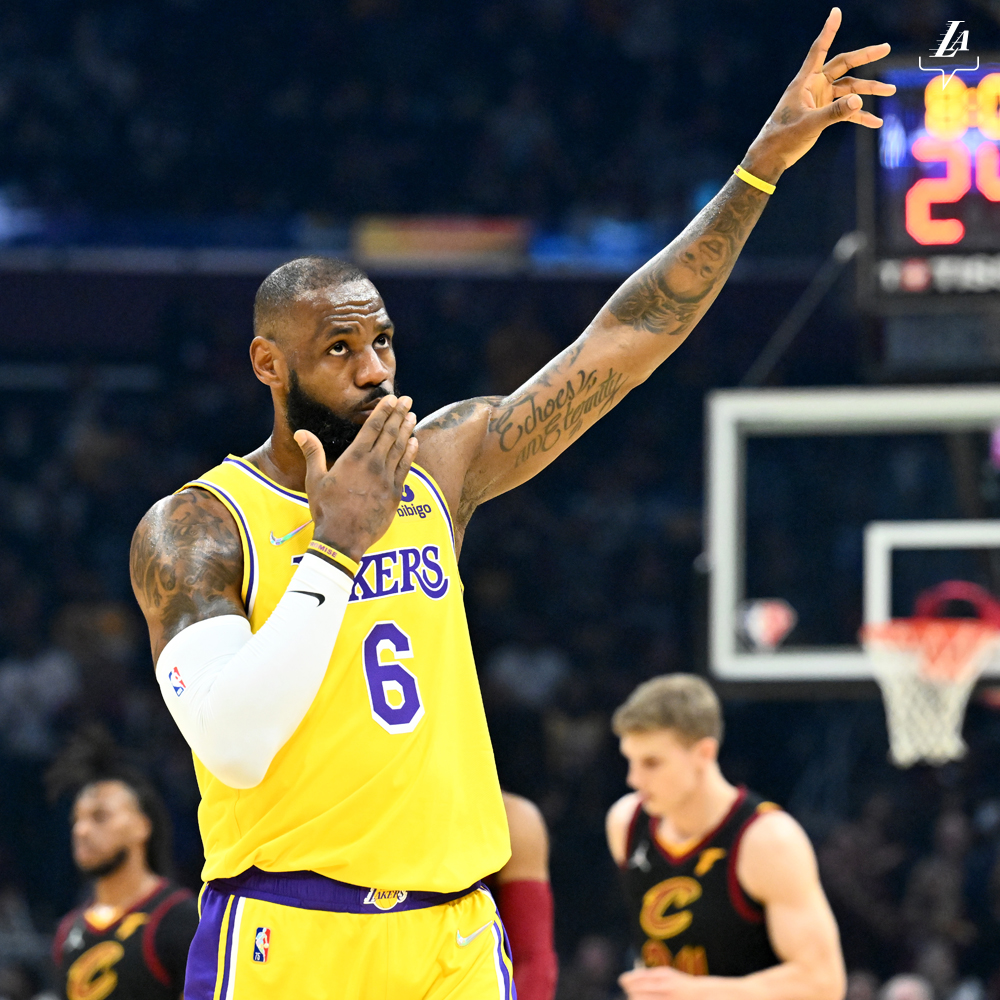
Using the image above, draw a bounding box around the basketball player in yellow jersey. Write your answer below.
[129,11,892,999]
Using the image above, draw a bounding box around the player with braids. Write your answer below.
[47,726,198,1000]
[129,10,893,998]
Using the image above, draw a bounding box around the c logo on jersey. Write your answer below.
[640,876,702,940]
[363,888,408,911]
[66,940,125,1000]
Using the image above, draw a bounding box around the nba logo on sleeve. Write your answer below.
[253,927,270,963]
[168,666,186,697]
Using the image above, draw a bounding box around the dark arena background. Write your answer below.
[6,2,1000,999]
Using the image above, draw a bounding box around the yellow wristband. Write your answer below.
[733,165,776,196]
[307,540,361,577]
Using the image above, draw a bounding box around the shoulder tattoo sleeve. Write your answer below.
[130,488,246,653]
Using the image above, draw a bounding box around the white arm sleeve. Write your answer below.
[155,552,353,788]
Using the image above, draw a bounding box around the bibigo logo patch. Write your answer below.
[363,888,408,911]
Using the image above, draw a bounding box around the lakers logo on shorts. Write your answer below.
[363,888,408,911]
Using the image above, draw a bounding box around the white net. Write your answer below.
[862,619,1000,768]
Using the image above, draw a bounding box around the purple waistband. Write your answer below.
[207,867,481,914]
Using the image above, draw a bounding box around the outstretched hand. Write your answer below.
[745,7,895,180]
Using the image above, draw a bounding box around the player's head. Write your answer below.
[46,726,174,879]
[612,674,723,818]
[251,256,397,461]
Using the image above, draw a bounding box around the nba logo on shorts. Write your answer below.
[168,666,186,697]
[253,927,270,963]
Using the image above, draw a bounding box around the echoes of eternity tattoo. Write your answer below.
[130,488,245,644]
[608,177,768,336]
[491,366,628,468]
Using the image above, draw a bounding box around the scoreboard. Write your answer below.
[858,58,1000,312]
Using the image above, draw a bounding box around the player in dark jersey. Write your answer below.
[47,728,198,1000]
[606,676,844,1000]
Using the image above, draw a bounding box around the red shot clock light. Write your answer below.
[906,76,1000,245]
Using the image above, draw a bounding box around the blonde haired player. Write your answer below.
[129,11,891,998]
[607,675,844,1000]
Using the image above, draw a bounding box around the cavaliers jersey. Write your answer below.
[621,788,781,975]
[181,455,509,892]
[53,880,197,1000]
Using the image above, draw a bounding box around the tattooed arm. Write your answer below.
[416,9,892,539]
[131,487,357,787]
[130,489,246,662]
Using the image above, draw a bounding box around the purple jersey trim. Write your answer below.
[223,456,310,507]
[184,888,232,1000]
[188,479,258,617]
[208,867,479,914]
[494,922,516,999]
[410,466,456,550]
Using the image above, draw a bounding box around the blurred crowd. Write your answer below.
[0,0,994,226]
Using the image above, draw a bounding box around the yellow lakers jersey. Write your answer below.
[181,456,510,891]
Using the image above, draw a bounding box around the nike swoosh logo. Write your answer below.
[290,590,325,606]
[456,921,493,948]
[269,519,313,546]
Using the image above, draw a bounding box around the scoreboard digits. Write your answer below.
[858,58,1000,310]
[906,76,1000,245]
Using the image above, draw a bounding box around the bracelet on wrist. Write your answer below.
[733,164,776,196]
[307,540,361,578]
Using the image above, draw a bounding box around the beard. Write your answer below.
[285,371,393,463]
[77,847,129,879]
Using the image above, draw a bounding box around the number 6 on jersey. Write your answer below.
[362,621,425,734]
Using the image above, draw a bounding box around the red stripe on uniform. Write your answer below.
[726,810,772,924]
[142,889,195,986]
[621,799,645,870]
[51,908,80,967]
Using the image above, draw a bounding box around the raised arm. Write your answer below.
[417,9,892,529]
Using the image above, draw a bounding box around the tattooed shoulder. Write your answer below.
[130,488,246,646]
[418,396,503,433]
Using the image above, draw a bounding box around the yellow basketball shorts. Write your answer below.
[184,868,516,1000]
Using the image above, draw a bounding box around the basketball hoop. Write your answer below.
[861,581,1000,768]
